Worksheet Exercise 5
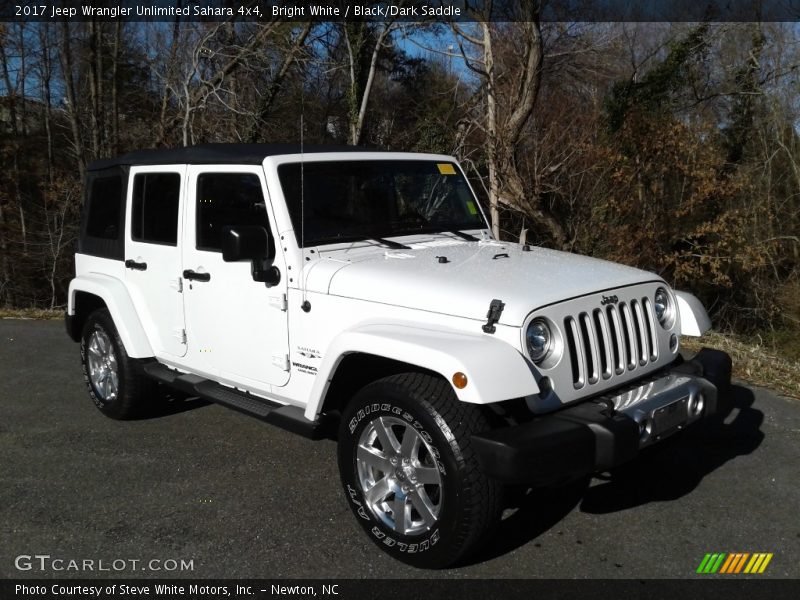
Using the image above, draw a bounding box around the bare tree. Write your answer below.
[342,20,397,145]
[453,1,566,245]
[248,22,313,142]
[59,22,87,178]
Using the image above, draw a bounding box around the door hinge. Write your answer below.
[174,328,187,344]
[269,293,287,311]
[171,277,183,293]
[272,353,290,371]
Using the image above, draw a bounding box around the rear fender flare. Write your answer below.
[68,274,153,358]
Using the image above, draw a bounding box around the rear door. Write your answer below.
[124,166,187,357]
[181,165,290,388]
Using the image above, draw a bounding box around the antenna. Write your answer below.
[300,106,311,312]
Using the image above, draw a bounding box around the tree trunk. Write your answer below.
[110,21,121,154]
[59,22,87,179]
[474,10,566,247]
[87,19,103,158]
[482,22,501,239]
[248,22,312,143]
[0,29,27,255]
[40,23,54,186]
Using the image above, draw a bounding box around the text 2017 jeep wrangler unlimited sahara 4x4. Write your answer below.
[66,144,732,568]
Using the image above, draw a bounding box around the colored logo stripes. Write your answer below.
[697,553,773,574]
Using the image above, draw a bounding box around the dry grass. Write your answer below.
[683,331,800,399]
[0,308,63,320]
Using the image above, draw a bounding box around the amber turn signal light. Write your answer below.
[452,372,468,389]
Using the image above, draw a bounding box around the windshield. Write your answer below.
[278,160,487,247]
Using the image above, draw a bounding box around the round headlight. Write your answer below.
[526,319,552,363]
[654,287,674,328]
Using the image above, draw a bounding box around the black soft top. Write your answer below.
[87,143,373,171]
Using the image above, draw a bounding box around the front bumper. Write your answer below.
[472,348,732,485]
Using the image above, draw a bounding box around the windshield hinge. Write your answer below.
[482,299,505,334]
[272,353,290,371]
[269,293,287,311]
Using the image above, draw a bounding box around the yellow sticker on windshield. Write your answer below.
[437,163,456,175]
[466,201,478,215]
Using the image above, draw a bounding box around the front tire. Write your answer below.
[337,373,501,568]
[80,308,154,420]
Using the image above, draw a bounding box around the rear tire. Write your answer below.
[337,372,501,568]
[80,308,155,420]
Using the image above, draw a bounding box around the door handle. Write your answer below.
[125,259,147,271]
[183,269,211,282]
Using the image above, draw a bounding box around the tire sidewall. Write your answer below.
[337,382,470,568]
[80,310,126,418]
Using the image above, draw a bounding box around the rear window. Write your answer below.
[85,176,123,240]
[131,173,181,245]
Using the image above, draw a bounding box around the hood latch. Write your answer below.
[482,299,505,334]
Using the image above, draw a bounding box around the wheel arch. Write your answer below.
[317,353,440,417]
[67,274,154,358]
[304,322,539,422]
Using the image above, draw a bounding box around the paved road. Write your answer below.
[1,319,798,579]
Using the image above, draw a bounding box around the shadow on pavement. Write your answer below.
[136,388,211,420]
[468,383,764,564]
[580,383,763,513]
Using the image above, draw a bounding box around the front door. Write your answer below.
[181,165,290,388]
[125,166,187,358]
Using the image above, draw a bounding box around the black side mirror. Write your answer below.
[222,226,269,262]
[221,225,280,286]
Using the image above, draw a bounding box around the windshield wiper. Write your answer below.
[448,230,480,241]
[372,237,411,250]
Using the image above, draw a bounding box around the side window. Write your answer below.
[131,173,181,245]
[196,173,271,252]
[86,175,123,240]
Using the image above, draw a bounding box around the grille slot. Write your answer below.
[642,297,658,361]
[564,294,661,390]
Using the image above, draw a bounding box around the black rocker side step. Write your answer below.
[142,362,327,439]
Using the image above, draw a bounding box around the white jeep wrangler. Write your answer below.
[66,144,732,568]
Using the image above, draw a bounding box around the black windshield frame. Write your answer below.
[278,160,488,248]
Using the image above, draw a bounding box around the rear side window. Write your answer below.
[196,173,270,252]
[86,176,123,240]
[131,173,181,245]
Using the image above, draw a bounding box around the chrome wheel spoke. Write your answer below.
[373,417,401,454]
[400,425,420,459]
[364,476,393,506]
[409,489,437,528]
[393,494,408,533]
[357,443,392,473]
[108,372,119,398]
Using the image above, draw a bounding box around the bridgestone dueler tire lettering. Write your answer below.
[337,372,501,568]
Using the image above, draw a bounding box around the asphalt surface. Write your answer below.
[1,319,798,579]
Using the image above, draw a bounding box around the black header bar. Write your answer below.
[3,1,800,23]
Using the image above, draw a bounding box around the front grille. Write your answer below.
[564,297,659,390]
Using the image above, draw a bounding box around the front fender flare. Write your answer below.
[304,323,539,421]
[68,273,154,358]
[675,290,711,337]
